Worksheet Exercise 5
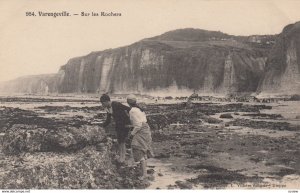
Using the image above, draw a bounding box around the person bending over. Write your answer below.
[127,94,154,180]
[100,94,131,163]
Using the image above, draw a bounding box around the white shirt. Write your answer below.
[129,107,147,134]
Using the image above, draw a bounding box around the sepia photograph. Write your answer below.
[0,0,299,191]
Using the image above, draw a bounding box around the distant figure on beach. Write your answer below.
[100,94,131,164]
[126,94,154,180]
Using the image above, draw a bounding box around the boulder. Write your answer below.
[43,125,106,152]
[220,113,233,119]
[2,124,47,155]
[2,125,106,154]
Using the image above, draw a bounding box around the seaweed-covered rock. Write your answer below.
[0,146,113,189]
[0,107,61,131]
[2,124,47,155]
[205,117,222,124]
[43,125,106,152]
[220,113,233,119]
[2,125,106,154]
[229,118,299,131]
[175,180,193,189]
[147,114,169,130]
[197,114,222,124]
[289,94,300,101]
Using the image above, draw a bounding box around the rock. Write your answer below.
[95,143,106,152]
[147,114,169,130]
[147,169,155,175]
[158,173,163,176]
[0,107,59,131]
[229,118,297,131]
[220,113,233,119]
[206,117,222,124]
[196,112,205,116]
[44,128,77,151]
[3,125,106,154]
[259,22,300,94]
[138,102,148,111]
[147,175,155,181]
[3,27,276,95]
[186,101,194,108]
[0,146,115,189]
[289,94,300,101]
[175,180,193,189]
[167,185,177,189]
[155,153,170,159]
[44,125,106,152]
[2,124,47,155]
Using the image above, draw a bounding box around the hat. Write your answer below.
[127,94,137,104]
[100,94,110,102]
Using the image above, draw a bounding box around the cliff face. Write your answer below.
[0,28,279,96]
[0,74,59,94]
[258,22,300,95]
[56,29,270,96]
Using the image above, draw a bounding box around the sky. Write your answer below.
[0,0,300,82]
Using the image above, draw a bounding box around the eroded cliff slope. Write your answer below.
[258,22,300,95]
[57,29,272,96]
[0,28,279,96]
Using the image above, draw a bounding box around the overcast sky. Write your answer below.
[0,0,300,82]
